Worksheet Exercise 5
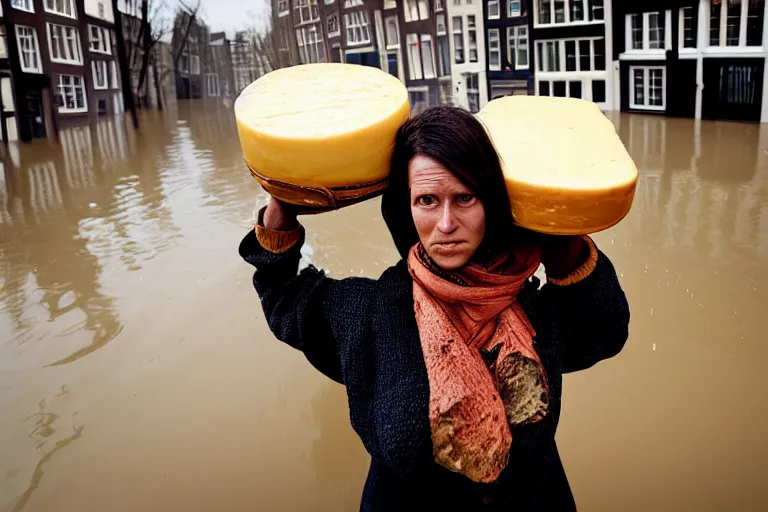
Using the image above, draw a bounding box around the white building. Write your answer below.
[446,0,489,111]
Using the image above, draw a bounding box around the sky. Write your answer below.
[194,0,270,38]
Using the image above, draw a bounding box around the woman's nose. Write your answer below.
[436,202,457,233]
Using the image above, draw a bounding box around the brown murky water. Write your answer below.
[0,102,766,511]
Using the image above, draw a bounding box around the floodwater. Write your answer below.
[0,101,766,512]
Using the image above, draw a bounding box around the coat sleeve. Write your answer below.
[239,228,375,384]
[538,245,630,374]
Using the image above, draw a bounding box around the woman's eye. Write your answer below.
[418,195,437,206]
[457,194,475,205]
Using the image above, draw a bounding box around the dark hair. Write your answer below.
[381,106,519,260]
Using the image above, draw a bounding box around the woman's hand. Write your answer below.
[263,197,300,231]
[537,235,587,279]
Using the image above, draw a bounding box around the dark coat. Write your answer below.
[239,227,630,511]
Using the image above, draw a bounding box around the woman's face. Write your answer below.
[409,154,486,270]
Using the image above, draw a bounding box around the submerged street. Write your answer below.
[0,101,767,511]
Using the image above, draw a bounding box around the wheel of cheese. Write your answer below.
[477,96,638,235]
[235,63,410,206]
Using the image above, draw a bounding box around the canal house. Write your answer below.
[447,0,487,112]
[614,0,768,123]
[0,0,123,142]
[484,0,532,101]
[531,0,614,109]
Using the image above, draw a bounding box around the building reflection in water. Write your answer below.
[614,113,768,262]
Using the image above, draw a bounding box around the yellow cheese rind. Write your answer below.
[477,96,638,235]
[234,63,410,189]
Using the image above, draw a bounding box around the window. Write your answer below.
[569,80,582,98]
[436,14,446,35]
[277,0,289,16]
[328,12,340,37]
[488,0,499,19]
[539,80,550,95]
[421,35,436,79]
[579,39,590,69]
[48,23,83,64]
[387,52,398,76]
[555,0,565,22]
[466,72,479,113]
[565,40,576,70]
[570,0,584,22]
[592,79,606,102]
[295,0,320,24]
[16,26,42,73]
[45,0,76,18]
[435,0,444,11]
[468,16,477,62]
[556,37,603,72]
[488,29,500,70]
[679,7,697,49]
[507,26,528,69]
[626,12,666,51]
[537,40,560,72]
[508,0,521,17]
[207,74,220,96]
[190,54,200,74]
[57,74,87,112]
[539,0,551,24]
[591,0,603,21]
[92,60,108,89]
[406,33,423,79]
[0,28,7,59]
[594,38,605,70]
[296,25,325,63]
[383,0,395,8]
[553,80,566,97]
[452,16,464,64]
[344,11,371,46]
[439,82,452,104]
[344,0,363,6]
[409,88,428,113]
[11,0,34,12]
[630,66,665,110]
[385,16,399,47]
[404,0,428,22]
[89,25,112,54]
[438,33,450,75]
[710,0,765,47]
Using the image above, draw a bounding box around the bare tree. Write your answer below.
[172,0,202,72]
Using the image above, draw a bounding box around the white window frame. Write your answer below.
[488,28,501,70]
[385,16,399,48]
[384,0,397,9]
[328,12,341,37]
[110,60,119,89]
[406,33,423,80]
[190,54,200,74]
[624,11,671,54]
[452,16,464,64]
[44,0,76,19]
[206,73,220,96]
[344,10,371,46]
[92,60,108,89]
[344,0,363,6]
[678,7,696,51]
[89,25,112,54]
[296,24,325,64]
[507,25,529,70]
[16,26,42,73]
[508,0,521,18]
[535,0,604,27]
[295,0,320,24]
[468,15,477,62]
[11,0,34,13]
[57,74,87,113]
[629,66,665,111]
[436,14,447,36]
[465,72,479,113]
[0,27,7,59]
[48,23,84,65]
[435,0,444,12]
[536,40,561,72]
[277,0,289,16]
[420,34,436,79]
[488,0,500,20]
[708,0,762,48]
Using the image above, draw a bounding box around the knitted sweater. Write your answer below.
[239,227,630,511]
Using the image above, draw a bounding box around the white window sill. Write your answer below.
[94,84,108,90]
[13,6,34,13]
[278,10,289,17]
[534,19,603,28]
[51,58,83,66]
[89,48,112,55]
[59,107,88,114]
[514,65,530,71]
[437,31,446,37]
[704,46,765,55]
[20,66,42,74]
[629,104,664,112]
[508,13,522,18]
[619,51,666,61]
[488,16,500,20]
[489,66,501,71]
[385,44,399,50]
[346,40,371,47]
[44,9,76,19]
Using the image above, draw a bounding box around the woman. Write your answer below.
[239,107,630,510]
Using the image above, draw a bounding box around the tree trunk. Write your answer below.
[152,54,164,111]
